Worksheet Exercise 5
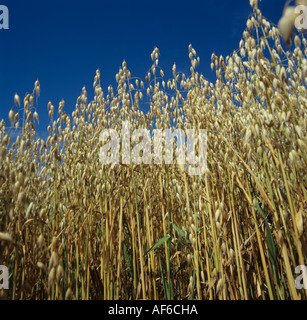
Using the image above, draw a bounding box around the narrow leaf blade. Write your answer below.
[145,234,170,256]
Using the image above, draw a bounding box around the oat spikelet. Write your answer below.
[296,0,307,6]
[0,232,13,243]
[278,6,297,45]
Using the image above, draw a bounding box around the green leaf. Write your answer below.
[266,221,277,264]
[189,270,196,300]
[158,256,169,300]
[170,222,190,241]
[145,234,170,256]
[254,201,276,264]
[197,226,204,234]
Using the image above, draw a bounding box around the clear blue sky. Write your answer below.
[0,0,283,136]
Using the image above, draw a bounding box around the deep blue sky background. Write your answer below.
[0,0,284,137]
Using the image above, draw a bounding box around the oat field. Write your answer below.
[0,1,306,300]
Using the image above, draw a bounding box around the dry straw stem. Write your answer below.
[0,2,306,300]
